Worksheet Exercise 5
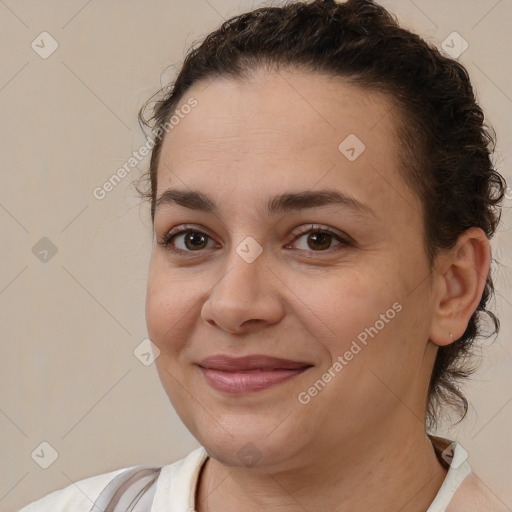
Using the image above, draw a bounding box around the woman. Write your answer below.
[20,0,508,510]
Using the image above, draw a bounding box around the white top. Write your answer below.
[19,436,471,512]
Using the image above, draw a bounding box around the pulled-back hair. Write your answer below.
[136,0,506,430]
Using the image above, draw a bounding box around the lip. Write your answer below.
[198,354,313,394]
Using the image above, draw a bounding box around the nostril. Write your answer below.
[241,319,264,327]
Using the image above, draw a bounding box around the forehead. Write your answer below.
[156,68,419,224]
[166,69,395,153]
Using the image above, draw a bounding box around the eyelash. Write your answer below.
[158,224,352,256]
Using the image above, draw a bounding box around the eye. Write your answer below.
[158,225,217,255]
[285,224,351,253]
[158,224,352,256]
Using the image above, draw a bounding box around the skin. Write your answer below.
[145,68,491,511]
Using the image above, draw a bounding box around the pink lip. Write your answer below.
[198,354,313,394]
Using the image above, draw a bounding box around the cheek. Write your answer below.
[327,276,430,393]
[308,266,426,400]
[145,261,200,355]
[310,269,398,354]
[145,289,171,348]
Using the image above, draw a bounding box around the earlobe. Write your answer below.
[429,227,490,347]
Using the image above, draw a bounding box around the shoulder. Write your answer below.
[18,447,208,512]
[447,472,510,512]
[18,465,137,512]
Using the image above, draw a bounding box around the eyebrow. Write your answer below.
[154,188,376,218]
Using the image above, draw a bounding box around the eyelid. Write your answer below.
[158,224,217,252]
[288,224,354,246]
[158,223,353,254]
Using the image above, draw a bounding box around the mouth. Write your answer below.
[197,354,313,394]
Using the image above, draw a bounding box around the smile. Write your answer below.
[197,354,313,394]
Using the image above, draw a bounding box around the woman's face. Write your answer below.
[146,68,439,470]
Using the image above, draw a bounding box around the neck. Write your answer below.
[195,417,447,512]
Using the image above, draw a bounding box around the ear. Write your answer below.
[429,227,490,347]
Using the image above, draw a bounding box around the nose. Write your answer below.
[200,245,284,334]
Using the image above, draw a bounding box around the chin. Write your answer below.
[187,414,305,471]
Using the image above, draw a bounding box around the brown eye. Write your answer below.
[180,231,209,251]
[288,225,350,253]
[159,228,216,254]
[305,232,333,251]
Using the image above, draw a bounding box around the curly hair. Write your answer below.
[136,0,506,430]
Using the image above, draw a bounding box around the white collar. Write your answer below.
[152,436,470,511]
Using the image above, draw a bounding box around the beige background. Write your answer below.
[1,0,511,510]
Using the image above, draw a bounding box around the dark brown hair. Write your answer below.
[136,0,506,430]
